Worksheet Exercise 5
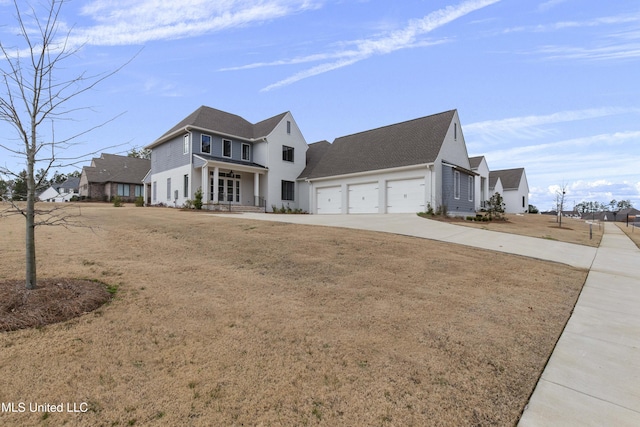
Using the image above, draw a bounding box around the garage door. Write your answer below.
[348,183,379,214]
[316,186,342,214]
[386,178,425,213]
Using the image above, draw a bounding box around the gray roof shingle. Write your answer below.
[468,156,485,169]
[489,168,525,190]
[306,110,456,179]
[298,140,331,179]
[156,106,287,143]
[83,154,150,184]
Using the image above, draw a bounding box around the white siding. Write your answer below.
[262,112,308,211]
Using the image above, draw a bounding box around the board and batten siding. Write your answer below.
[441,164,475,216]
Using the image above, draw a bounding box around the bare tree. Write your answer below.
[0,0,131,289]
[555,183,568,228]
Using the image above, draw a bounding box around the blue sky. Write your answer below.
[1,0,639,210]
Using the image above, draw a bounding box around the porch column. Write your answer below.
[254,172,260,206]
[213,166,219,202]
[202,165,209,203]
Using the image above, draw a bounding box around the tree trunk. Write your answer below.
[26,156,37,290]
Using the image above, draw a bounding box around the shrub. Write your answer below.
[183,199,194,209]
[485,192,506,221]
[112,195,123,207]
[194,188,203,210]
[135,196,144,207]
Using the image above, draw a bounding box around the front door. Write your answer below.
[210,171,241,203]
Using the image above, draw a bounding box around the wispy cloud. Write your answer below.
[250,0,501,91]
[465,107,638,143]
[538,0,570,13]
[501,12,640,61]
[503,12,640,34]
[63,0,322,47]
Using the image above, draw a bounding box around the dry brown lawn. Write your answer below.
[426,213,603,247]
[617,222,640,248]
[0,204,588,426]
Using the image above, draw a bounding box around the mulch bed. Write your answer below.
[0,279,112,332]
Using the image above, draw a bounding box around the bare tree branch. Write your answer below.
[0,0,134,289]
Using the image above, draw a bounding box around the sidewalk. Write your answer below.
[518,222,640,426]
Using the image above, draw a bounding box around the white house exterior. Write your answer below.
[469,156,490,211]
[489,168,529,214]
[147,107,530,216]
[145,106,308,211]
[302,110,477,216]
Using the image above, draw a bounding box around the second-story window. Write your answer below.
[223,139,232,157]
[242,143,250,161]
[183,134,190,154]
[282,145,294,162]
[201,135,211,154]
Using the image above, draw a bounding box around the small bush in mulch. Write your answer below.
[0,279,113,332]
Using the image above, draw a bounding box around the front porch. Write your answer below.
[196,157,268,210]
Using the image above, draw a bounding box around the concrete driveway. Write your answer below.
[215,213,596,269]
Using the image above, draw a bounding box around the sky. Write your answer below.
[0,0,638,211]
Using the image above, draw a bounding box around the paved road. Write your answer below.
[214,213,640,426]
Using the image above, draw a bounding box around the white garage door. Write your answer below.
[386,178,425,213]
[316,186,342,214]
[348,183,379,214]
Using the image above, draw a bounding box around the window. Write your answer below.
[468,176,473,201]
[183,134,190,154]
[153,181,157,202]
[281,180,295,201]
[454,171,460,200]
[201,135,211,154]
[242,143,250,161]
[223,139,232,158]
[135,185,143,197]
[282,145,294,162]
[184,174,189,198]
[454,123,457,140]
[287,120,291,134]
[523,196,526,208]
[167,178,171,200]
[117,183,130,197]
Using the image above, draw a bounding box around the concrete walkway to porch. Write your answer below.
[214,213,640,426]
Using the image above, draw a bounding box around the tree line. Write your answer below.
[574,199,634,214]
[0,170,81,202]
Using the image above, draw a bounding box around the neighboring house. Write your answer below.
[37,177,80,202]
[144,106,308,210]
[489,168,529,214]
[79,153,150,202]
[38,186,59,202]
[469,156,490,211]
[581,208,640,222]
[302,110,477,216]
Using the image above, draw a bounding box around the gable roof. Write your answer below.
[306,110,456,179]
[489,168,525,190]
[488,175,501,190]
[468,156,485,169]
[57,177,80,191]
[150,106,288,148]
[298,140,331,179]
[83,153,150,185]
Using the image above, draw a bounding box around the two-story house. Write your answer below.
[144,106,308,211]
